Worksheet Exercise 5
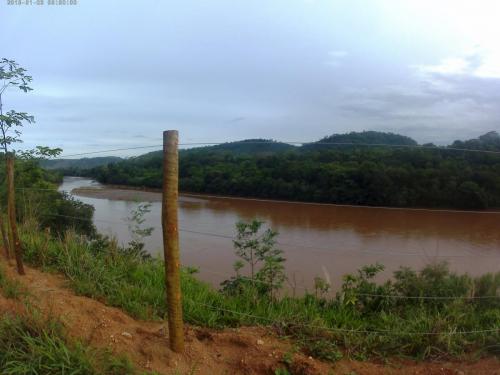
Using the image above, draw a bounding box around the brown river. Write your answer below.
[60,177,500,293]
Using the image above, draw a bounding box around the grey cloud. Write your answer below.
[335,63,500,144]
[1,1,500,153]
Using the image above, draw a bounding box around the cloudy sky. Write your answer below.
[1,0,500,156]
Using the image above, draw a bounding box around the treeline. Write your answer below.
[1,155,95,236]
[64,131,500,209]
[41,156,122,170]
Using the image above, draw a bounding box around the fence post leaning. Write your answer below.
[6,154,25,275]
[162,130,184,353]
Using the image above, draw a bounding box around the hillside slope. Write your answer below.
[1,260,498,375]
[42,156,122,170]
[70,131,500,209]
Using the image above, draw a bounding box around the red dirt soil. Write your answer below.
[0,259,498,375]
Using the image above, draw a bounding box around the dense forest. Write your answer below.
[58,131,500,209]
[0,156,95,235]
[41,156,122,170]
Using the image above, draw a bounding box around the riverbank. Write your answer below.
[62,177,500,295]
[71,183,500,214]
[72,186,162,202]
[0,258,331,374]
[3,254,499,374]
[15,220,500,365]
[0,263,135,374]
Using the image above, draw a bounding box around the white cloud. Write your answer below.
[414,48,500,79]
[474,51,500,78]
[415,57,469,75]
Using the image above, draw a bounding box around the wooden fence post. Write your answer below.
[0,212,10,260]
[7,155,25,275]
[162,130,184,353]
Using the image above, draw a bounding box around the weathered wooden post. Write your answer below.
[162,130,184,353]
[6,155,25,275]
[0,212,10,259]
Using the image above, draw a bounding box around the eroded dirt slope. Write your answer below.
[0,259,499,375]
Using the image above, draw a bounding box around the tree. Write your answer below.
[233,220,277,284]
[256,247,286,300]
[0,59,34,154]
[0,59,34,275]
[124,202,154,259]
[222,219,286,299]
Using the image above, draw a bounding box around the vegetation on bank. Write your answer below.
[0,313,135,375]
[64,131,500,209]
[18,218,500,361]
[0,73,138,373]
[0,155,95,236]
[0,265,135,374]
[41,156,123,170]
[3,150,499,362]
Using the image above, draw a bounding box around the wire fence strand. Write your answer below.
[35,211,500,260]
[198,268,500,299]
[11,141,500,342]
[46,140,500,159]
[185,299,500,336]
[28,211,500,300]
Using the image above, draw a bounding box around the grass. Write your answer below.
[0,260,136,374]
[0,264,26,300]
[18,220,500,361]
[0,315,133,374]
[0,312,135,375]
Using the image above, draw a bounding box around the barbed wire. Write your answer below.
[16,204,500,300]
[185,299,500,336]
[179,141,500,155]
[175,227,500,259]
[18,187,500,301]
[10,141,500,340]
[18,186,500,260]
[199,268,500,299]
[16,187,57,191]
[181,193,500,215]
[35,212,500,259]
[47,141,500,159]
[56,145,163,158]
[17,185,500,215]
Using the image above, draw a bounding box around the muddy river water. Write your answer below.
[60,177,500,293]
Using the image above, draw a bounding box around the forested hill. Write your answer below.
[450,131,500,151]
[61,131,500,209]
[303,131,417,150]
[183,139,296,154]
[42,156,122,170]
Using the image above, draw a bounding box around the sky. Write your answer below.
[1,0,500,157]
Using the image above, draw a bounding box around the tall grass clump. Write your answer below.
[19,219,500,360]
[0,264,25,300]
[0,312,134,374]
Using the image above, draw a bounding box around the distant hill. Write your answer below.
[302,131,418,150]
[450,131,500,151]
[181,139,296,155]
[99,139,296,164]
[42,156,122,170]
[174,130,500,209]
[47,133,415,171]
[57,130,500,209]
